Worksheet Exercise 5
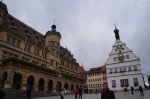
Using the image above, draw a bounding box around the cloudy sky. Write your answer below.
[3,0,150,84]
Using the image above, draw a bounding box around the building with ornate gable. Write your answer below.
[105,27,144,91]
[0,1,84,92]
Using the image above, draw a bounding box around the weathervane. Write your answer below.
[114,23,117,29]
[53,19,56,25]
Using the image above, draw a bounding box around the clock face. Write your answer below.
[117,45,122,50]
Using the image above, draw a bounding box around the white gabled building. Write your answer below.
[105,27,144,91]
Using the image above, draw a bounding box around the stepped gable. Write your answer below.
[88,67,102,74]
[2,14,45,48]
[60,46,77,63]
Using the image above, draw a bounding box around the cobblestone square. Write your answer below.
[33,90,149,99]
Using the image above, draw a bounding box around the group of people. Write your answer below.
[26,84,144,99]
[60,85,83,99]
[130,85,144,96]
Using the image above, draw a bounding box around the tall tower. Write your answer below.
[105,27,144,91]
[0,1,8,31]
[45,24,61,69]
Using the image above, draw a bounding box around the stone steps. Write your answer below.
[1,88,59,99]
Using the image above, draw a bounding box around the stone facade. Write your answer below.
[0,1,83,92]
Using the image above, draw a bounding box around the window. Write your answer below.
[51,49,55,55]
[6,36,11,44]
[112,80,116,87]
[120,79,129,87]
[133,78,138,86]
[134,66,137,71]
[128,67,132,71]
[110,69,113,73]
[114,68,118,73]
[126,55,129,59]
[115,49,117,52]
[123,67,126,72]
[12,38,16,45]
[50,60,54,66]
[114,57,116,61]
[16,40,20,48]
[51,41,55,47]
[28,45,31,52]
[2,51,7,59]
[34,48,39,55]
[119,67,122,72]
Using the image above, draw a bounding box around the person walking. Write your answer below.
[74,86,78,99]
[130,86,134,95]
[139,85,144,96]
[60,89,64,99]
[79,85,83,99]
[26,86,31,99]
[101,83,116,99]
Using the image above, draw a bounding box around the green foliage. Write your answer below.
[2,57,58,75]
[0,90,5,99]
[61,73,84,81]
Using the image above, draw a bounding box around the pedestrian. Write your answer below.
[79,85,83,99]
[60,89,64,99]
[101,83,116,99]
[26,86,31,99]
[139,85,144,96]
[74,86,78,99]
[130,86,134,95]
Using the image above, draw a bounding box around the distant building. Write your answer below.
[0,1,83,92]
[105,26,144,91]
[86,66,106,93]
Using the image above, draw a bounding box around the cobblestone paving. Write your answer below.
[33,90,149,99]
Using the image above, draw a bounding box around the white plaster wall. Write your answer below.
[107,74,144,91]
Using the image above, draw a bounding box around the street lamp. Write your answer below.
[21,34,30,58]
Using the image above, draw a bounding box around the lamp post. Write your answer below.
[31,35,41,62]
[40,46,45,65]
[21,34,30,58]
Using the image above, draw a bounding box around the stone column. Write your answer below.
[21,74,27,90]
[4,70,14,88]
[44,78,48,92]
[53,80,57,92]
[33,77,39,91]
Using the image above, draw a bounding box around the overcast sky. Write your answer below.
[3,0,150,84]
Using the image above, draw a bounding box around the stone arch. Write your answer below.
[12,72,22,89]
[64,83,69,90]
[76,85,79,89]
[38,78,44,91]
[1,71,7,88]
[48,79,53,92]
[56,81,61,92]
[27,75,34,90]
[71,84,74,93]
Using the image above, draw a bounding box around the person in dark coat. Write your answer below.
[130,86,134,95]
[101,83,116,99]
[139,85,144,96]
[79,85,83,99]
[26,86,31,99]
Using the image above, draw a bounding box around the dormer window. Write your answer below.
[12,26,17,32]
